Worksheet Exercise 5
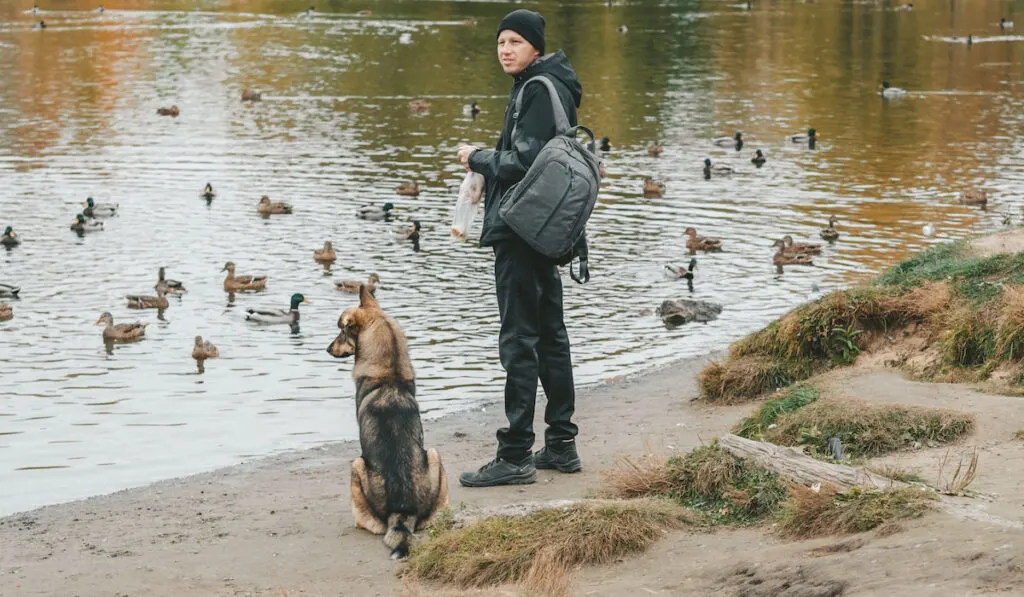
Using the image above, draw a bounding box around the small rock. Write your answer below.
[655,299,722,326]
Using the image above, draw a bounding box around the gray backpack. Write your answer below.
[498,76,601,283]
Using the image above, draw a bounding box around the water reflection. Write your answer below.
[0,0,1021,515]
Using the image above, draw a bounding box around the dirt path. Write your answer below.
[3,355,1023,597]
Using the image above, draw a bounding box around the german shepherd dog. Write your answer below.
[326,284,449,558]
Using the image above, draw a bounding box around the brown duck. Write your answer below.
[336,272,379,294]
[782,235,822,255]
[97,312,147,340]
[396,182,420,196]
[157,105,180,117]
[222,262,268,292]
[959,189,987,207]
[192,336,219,360]
[684,227,722,252]
[820,216,840,241]
[257,195,293,215]
[647,141,664,156]
[643,177,665,197]
[0,303,12,322]
[241,89,261,102]
[773,240,814,266]
[313,241,337,264]
[127,288,169,310]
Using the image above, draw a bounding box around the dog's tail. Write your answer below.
[384,513,417,560]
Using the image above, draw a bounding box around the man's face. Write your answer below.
[497,29,539,76]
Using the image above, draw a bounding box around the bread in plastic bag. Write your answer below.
[451,171,484,240]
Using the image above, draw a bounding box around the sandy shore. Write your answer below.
[3,351,1024,597]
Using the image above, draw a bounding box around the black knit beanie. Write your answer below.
[496,9,545,55]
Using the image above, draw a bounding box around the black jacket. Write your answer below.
[468,51,583,247]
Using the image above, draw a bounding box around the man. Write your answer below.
[456,9,583,487]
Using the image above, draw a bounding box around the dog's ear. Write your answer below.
[339,307,361,331]
[359,283,379,309]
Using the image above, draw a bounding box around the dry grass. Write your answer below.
[733,386,820,439]
[762,396,974,458]
[698,356,819,403]
[599,451,671,499]
[995,286,1024,360]
[936,448,979,496]
[777,484,936,539]
[404,499,690,593]
[1016,430,1024,441]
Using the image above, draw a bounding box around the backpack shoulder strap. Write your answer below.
[511,75,571,139]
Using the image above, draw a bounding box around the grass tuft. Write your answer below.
[734,386,820,439]
[761,397,974,458]
[698,357,820,403]
[404,499,690,591]
[777,484,936,539]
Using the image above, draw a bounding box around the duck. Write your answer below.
[773,240,814,266]
[34,21,45,30]
[703,158,734,178]
[409,99,431,112]
[464,101,480,117]
[713,131,743,150]
[305,6,316,16]
[83,197,117,218]
[684,227,722,252]
[820,216,840,241]
[127,288,169,310]
[336,273,380,294]
[789,128,817,144]
[257,195,293,214]
[97,312,147,340]
[1,226,20,247]
[192,336,219,360]
[222,261,268,292]
[32,4,39,14]
[898,3,913,11]
[157,105,180,117]
[357,9,373,16]
[313,241,337,264]
[0,303,11,322]
[647,141,664,157]
[959,189,987,207]
[396,182,420,196]
[967,34,974,47]
[922,222,935,237]
[1000,18,1014,30]
[245,293,308,325]
[201,182,216,200]
[0,283,20,298]
[599,137,611,152]
[241,89,261,102]
[642,177,665,197]
[97,5,104,13]
[879,81,907,98]
[599,160,607,178]
[155,267,186,294]
[617,25,628,33]
[395,220,421,242]
[751,149,766,167]
[782,235,823,254]
[70,214,103,233]
[357,202,394,221]
[665,258,697,280]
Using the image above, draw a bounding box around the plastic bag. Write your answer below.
[451,171,484,240]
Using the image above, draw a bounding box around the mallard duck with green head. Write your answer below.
[97,312,147,340]
[751,149,766,167]
[155,267,186,294]
[703,158,734,178]
[336,273,379,294]
[395,221,421,242]
[684,227,722,252]
[665,258,697,280]
[357,202,394,221]
[1,226,20,247]
[789,128,817,144]
[245,293,308,324]
[222,261,268,292]
[83,197,117,218]
[257,195,293,215]
[599,137,611,152]
[127,288,169,310]
[820,216,840,241]
[879,81,907,98]
[0,283,19,298]
[773,240,814,266]
[713,131,743,150]
[71,214,103,233]
[201,183,216,200]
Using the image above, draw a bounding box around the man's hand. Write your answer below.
[457,145,479,168]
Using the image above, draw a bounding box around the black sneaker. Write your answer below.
[533,444,582,473]
[459,458,537,488]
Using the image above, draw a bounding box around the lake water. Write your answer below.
[0,0,1021,515]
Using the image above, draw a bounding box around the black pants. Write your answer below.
[493,237,577,464]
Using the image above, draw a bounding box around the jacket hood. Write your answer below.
[519,50,583,108]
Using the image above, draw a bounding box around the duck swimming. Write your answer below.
[773,240,814,266]
[684,227,722,252]
[409,99,431,112]
[599,137,611,152]
[336,273,379,294]
[257,195,293,215]
[201,183,216,200]
[157,105,180,117]
[643,177,665,197]
[357,202,394,221]
[395,220,421,242]
[464,101,480,117]
[192,336,219,360]
[713,131,743,150]
[245,293,308,325]
[127,288,169,310]
[647,141,664,157]
[0,303,11,322]
[0,283,19,298]
[241,89,261,102]
[820,216,840,241]
[313,241,337,264]
[1,226,20,247]
[222,261,268,292]
[155,267,186,294]
[97,312,147,341]
[782,235,822,254]
[83,197,117,218]
[1000,18,1014,30]
[959,189,987,207]
[789,128,817,144]
[703,158,734,178]
[751,150,766,167]
[879,81,907,98]
[665,258,697,280]
[71,214,103,233]
[396,182,420,196]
